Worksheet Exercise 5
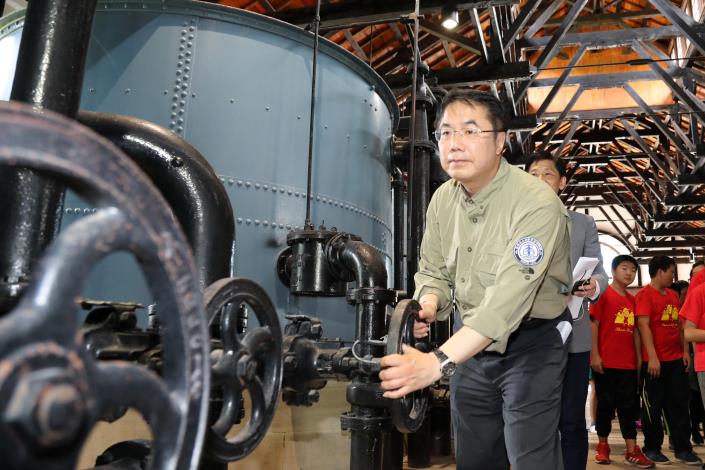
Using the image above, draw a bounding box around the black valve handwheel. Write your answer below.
[386,299,429,433]
[203,277,283,462]
[0,101,210,470]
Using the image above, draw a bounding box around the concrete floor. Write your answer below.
[405,426,705,469]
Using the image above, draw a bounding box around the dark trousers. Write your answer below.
[450,310,570,470]
[559,351,589,470]
[641,359,692,453]
[594,368,638,439]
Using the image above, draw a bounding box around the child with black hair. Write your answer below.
[590,255,654,468]
[637,255,701,465]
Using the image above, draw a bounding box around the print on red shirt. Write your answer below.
[590,286,637,370]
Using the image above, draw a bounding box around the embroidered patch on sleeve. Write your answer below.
[512,236,544,266]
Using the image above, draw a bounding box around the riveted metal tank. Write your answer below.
[0,1,397,340]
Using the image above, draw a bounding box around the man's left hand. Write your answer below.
[574,277,597,298]
[379,345,443,399]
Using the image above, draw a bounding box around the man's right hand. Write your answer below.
[413,296,438,338]
[647,357,661,378]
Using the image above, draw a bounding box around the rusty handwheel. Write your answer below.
[0,101,210,469]
[386,299,429,433]
[203,277,283,462]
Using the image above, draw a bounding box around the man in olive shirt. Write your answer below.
[379,89,573,469]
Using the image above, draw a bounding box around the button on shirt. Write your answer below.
[414,159,572,353]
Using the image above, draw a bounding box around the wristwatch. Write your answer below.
[432,349,457,378]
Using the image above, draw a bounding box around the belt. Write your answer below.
[519,316,553,329]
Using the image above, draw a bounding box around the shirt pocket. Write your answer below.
[474,248,503,288]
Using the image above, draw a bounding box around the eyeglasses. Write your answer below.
[433,127,497,142]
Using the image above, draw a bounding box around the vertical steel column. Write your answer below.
[0,0,97,313]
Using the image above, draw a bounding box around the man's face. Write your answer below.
[613,261,637,287]
[527,159,567,194]
[437,101,505,192]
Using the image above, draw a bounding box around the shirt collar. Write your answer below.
[454,158,509,209]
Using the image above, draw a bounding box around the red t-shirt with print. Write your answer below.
[635,284,682,362]
[590,285,637,369]
[681,283,705,372]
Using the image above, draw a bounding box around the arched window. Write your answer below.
[598,233,631,283]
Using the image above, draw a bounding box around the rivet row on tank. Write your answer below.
[236,218,243,223]
[237,180,243,186]
[263,184,269,190]
[297,115,301,119]
[230,99,235,103]
[265,107,270,111]
[255,183,261,189]
[246,219,252,224]
[254,220,260,225]
[228,179,234,185]
[124,88,131,94]
[89,88,96,93]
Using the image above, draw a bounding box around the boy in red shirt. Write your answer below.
[637,255,700,465]
[682,275,705,449]
[590,255,654,468]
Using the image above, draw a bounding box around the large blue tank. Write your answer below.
[0,1,398,340]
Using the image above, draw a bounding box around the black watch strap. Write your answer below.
[432,349,457,377]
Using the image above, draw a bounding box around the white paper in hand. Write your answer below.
[568,257,600,319]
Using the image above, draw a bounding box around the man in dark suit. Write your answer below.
[527,152,608,470]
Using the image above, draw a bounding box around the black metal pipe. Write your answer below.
[383,428,404,470]
[304,0,322,229]
[429,399,452,456]
[405,72,433,296]
[336,240,389,470]
[392,167,405,292]
[338,240,387,289]
[0,0,97,314]
[405,71,437,469]
[76,111,235,288]
[0,1,5,17]
[408,416,432,467]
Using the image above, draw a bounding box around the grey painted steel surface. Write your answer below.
[0,1,397,340]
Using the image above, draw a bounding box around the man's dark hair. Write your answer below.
[648,254,676,278]
[436,89,508,133]
[524,150,568,178]
[612,254,638,272]
[671,279,689,295]
[690,260,705,278]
